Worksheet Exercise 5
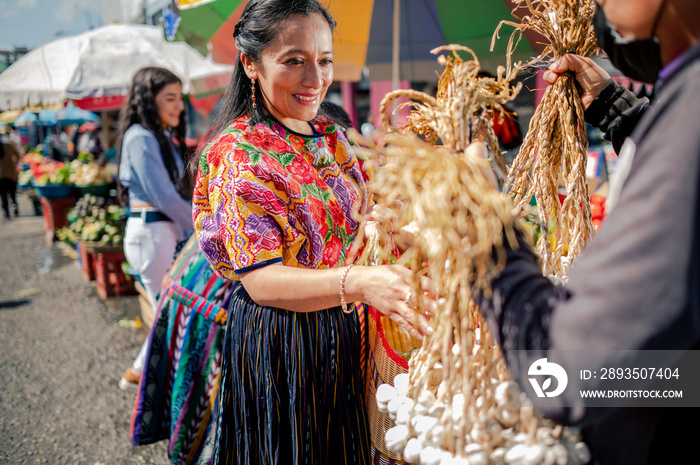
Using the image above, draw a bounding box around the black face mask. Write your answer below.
[593,4,663,84]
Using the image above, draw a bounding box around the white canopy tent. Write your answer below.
[0,23,233,111]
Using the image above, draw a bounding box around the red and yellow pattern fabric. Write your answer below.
[194,114,371,279]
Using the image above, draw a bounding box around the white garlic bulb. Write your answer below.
[419,446,442,465]
[387,396,402,420]
[467,450,489,465]
[396,401,413,425]
[525,444,545,464]
[394,373,410,397]
[464,443,484,455]
[504,444,528,464]
[418,389,437,409]
[440,450,457,465]
[491,447,507,465]
[376,383,398,413]
[413,415,439,436]
[427,424,445,448]
[403,437,423,463]
[385,424,410,453]
[506,432,529,449]
[496,406,520,427]
[495,381,520,407]
[428,401,445,419]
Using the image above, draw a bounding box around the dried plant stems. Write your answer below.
[355,132,523,453]
[499,0,598,276]
[356,20,596,457]
[378,45,522,184]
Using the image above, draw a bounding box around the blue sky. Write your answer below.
[0,0,103,49]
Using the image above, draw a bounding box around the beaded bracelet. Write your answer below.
[339,264,354,314]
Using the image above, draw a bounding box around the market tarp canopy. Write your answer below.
[170,0,544,82]
[56,102,99,125]
[0,23,234,111]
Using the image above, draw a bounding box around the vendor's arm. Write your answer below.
[544,54,650,153]
[122,128,193,237]
[476,73,700,426]
[239,262,432,339]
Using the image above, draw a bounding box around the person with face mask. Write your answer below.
[471,1,700,463]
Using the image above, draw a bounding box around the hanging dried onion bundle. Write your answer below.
[495,0,599,276]
[376,45,521,184]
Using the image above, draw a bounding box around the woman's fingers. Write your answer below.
[400,294,434,338]
[388,306,425,340]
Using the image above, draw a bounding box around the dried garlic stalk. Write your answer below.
[355,134,590,462]
[497,0,599,276]
[355,131,521,447]
[377,45,521,184]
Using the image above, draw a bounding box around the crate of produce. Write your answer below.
[94,250,136,299]
[41,196,77,241]
[76,241,97,281]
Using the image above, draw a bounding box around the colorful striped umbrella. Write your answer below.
[171,0,544,82]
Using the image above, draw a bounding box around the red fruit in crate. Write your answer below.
[590,202,604,220]
[592,218,602,231]
[590,194,606,206]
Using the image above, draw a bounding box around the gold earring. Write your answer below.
[251,78,256,109]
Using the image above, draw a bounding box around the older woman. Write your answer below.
[193,1,430,463]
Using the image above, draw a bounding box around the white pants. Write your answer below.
[123,214,179,371]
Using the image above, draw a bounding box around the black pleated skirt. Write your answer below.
[212,285,370,465]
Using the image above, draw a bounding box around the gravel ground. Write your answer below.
[0,193,170,465]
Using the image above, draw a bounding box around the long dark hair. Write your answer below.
[116,67,190,206]
[189,0,336,176]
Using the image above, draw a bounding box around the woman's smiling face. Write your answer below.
[154,82,184,129]
[242,12,334,135]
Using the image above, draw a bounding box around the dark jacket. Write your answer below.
[476,41,700,465]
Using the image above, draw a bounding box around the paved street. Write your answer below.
[0,193,169,464]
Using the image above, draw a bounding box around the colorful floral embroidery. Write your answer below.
[194,115,371,280]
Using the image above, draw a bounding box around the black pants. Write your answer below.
[0,178,18,217]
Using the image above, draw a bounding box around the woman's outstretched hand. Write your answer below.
[347,264,435,340]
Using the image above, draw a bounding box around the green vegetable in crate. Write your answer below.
[56,227,78,246]
[77,152,95,163]
[49,166,73,185]
[68,194,126,246]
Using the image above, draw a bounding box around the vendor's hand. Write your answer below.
[543,54,611,109]
[349,264,434,340]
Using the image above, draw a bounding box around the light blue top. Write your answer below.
[118,124,193,238]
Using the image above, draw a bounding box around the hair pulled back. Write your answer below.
[191,0,336,175]
[116,66,190,206]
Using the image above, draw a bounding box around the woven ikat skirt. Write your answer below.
[212,285,371,465]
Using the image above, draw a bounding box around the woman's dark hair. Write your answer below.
[116,66,190,206]
[190,0,336,176]
[318,101,353,130]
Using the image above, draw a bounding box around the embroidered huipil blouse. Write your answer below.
[193,115,371,280]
